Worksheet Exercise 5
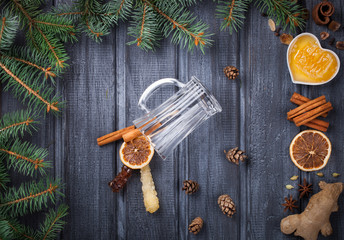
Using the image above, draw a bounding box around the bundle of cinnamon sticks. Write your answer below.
[287,93,333,132]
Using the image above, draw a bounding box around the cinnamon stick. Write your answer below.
[287,95,326,119]
[290,93,328,117]
[303,122,328,132]
[122,122,162,142]
[288,98,326,120]
[294,102,333,127]
[97,125,135,146]
[122,129,142,142]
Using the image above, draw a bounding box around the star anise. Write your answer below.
[282,195,298,212]
[298,178,312,199]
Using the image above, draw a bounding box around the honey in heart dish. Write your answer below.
[288,34,339,84]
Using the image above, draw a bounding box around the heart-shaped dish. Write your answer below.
[287,33,340,85]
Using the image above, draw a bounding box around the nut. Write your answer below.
[320,32,329,40]
[280,34,294,45]
[336,41,344,50]
[268,19,276,32]
[328,20,341,32]
[329,38,335,46]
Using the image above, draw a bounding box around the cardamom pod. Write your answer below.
[332,173,340,178]
[316,172,324,177]
[286,184,294,190]
[290,175,298,181]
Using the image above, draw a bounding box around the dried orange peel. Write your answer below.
[289,130,331,172]
[119,136,154,169]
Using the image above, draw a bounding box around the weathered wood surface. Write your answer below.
[1,0,344,239]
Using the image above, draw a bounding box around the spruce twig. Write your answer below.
[0,178,62,217]
[0,217,36,240]
[0,109,38,141]
[38,204,69,240]
[0,11,19,51]
[256,0,305,32]
[127,2,161,51]
[216,0,251,34]
[0,139,50,176]
[0,57,62,113]
[5,0,76,69]
[144,0,212,53]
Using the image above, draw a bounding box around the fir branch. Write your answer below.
[38,204,68,240]
[256,0,305,32]
[114,0,133,20]
[0,217,36,240]
[54,0,116,42]
[127,2,161,51]
[0,109,38,141]
[2,46,58,82]
[144,0,212,53]
[0,178,62,217]
[0,11,19,51]
[0,57,62,113]
[6,0,75,69]
[0,53,56,80]
[216,0,251,34]
[0,139,50,176]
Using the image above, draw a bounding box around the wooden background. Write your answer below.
[1,0,344,239]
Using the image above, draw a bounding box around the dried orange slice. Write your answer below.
[289,130,331,171]
[119,136,154,169]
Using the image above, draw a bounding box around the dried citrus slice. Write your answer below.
[119,136,154,169]
[289,130,331,172]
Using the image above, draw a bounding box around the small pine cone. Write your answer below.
[218,194,236,217]
[182,180,199,194]
[224,147,247,165]
[188,217,203,235]
[224,66,239,80]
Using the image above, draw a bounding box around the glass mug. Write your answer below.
[133,76,222,160]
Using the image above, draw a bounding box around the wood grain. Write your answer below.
[1,0,343,239]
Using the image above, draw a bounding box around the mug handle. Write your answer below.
[138,78,185,112]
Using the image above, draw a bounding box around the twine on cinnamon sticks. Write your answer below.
[288,93,333,132]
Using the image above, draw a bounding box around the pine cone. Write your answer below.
[188,217,203,235]
[224,147,247,165]
[224,66,239,80]
[182,180,199,194]
[218,194,236,217]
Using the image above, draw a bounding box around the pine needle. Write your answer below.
[255,0,305,32]
[0,178,62,217]
[0,139,50,176]
[37,204,69,240]
[0,56,62,114]
[0,163,10,190]
[127,2,161,51]
[0,217,37,240]
[216,0,252,34]
[0,10,19,51]
[0,109,38,141]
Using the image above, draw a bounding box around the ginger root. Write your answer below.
[281,181,343,240]
[140,164,159,213]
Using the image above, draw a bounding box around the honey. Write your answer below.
[288,34,338,83]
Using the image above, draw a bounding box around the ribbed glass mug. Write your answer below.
[133,76,222,160]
